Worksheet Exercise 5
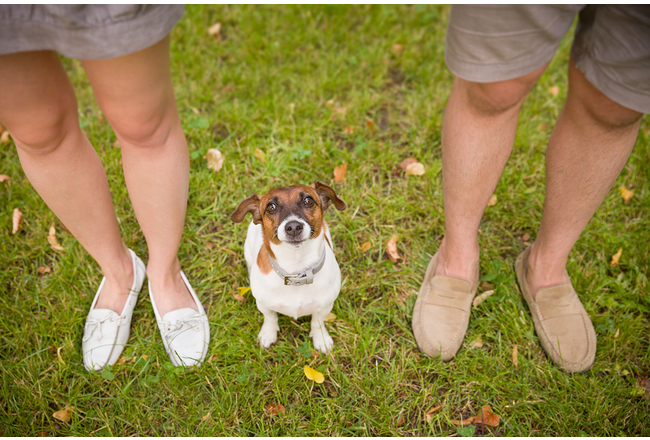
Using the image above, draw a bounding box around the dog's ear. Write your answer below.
[231,194,262,224]
[313,180,347,212]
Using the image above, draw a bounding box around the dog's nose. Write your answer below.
[284,221,303,238]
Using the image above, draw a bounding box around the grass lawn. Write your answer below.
[1,5,649,436]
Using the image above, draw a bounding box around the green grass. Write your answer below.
[1,5,649,436]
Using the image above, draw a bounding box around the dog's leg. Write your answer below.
[257,303,280,348]
[310,308,334,353]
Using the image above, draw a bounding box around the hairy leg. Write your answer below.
[82,36,196,316]
[0,51,133,313]
[527,60,642,297]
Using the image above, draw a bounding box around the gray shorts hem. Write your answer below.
[444,48,555,83]
[0,5,183,60]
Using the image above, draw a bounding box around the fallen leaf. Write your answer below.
[359,241,371,252]
[325,312,336,322]
[334,163,347,182]
[52,407,72,423]
[487,194,497,207]
[12,208,23,234]
[232,293,245,303]
[395,411,406,427]
[469,337,483,349]
[405,162,425,176]
[473,405,500,427]
[208,22,221,37]
[201,412,211,422]
[549,85,560,96]
[191,107,200,115]
[343,126,354,135]
[620,185,634,203]
[522,233,531,241]
[392,43,404,56]
[472,290,494,307]
[399,158,418,171]
[425,405,443,421]
[264,403,286,415]
[208,353,218,362]
[48,226,65,251]
[237,287,251,296]
[386,236,401,262]
[614,328,620,338]
[205,148,224,172]
[366,118,375,131]
[512,345,518,368]
[610,247,623,267]
[450,417,474,426]
[480,281,495,291]
[538,122,550,131]
[0,174,10,183]
[37,266,51,275]
[254,148,265,163]
[0,131,10,144]
[325,99,335,107]
[303,365,325,383]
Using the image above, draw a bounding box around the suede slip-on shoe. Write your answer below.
[515,246,596,373]
[149,271,210,368]
[412,251,479,361]
[82,249,146,371]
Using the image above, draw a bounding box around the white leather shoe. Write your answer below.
[149,271,209,368]
[82,249,146,371]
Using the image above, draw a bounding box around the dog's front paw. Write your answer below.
[258,325,279,348]
[311,330,334,354]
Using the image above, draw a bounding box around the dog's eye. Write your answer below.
[303,196,314,207]
[267,203,277,213]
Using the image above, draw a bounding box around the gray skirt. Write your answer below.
[0,4,184,59]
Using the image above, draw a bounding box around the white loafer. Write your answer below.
[149,271,209,368]
[82,249,146,371]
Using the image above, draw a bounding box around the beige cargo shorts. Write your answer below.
[445,5,650,114]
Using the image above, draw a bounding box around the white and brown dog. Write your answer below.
[231,181,346,353]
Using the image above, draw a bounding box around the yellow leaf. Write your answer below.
[334,163,347,183]
[386,236,400,262]
[472,290,494,307]
[325,312,336,322]
[405,162,425,176]
[512,344,518,368]
[12,208,23,234]
[48,225,65,251]
[487,194,498,207]
[620,185,634,203]
[237,287,251,296]
[359,241,371,252]
[0,174,10,183]
[303,365,324,383]
[610,247,622,267]
[205,148,224,172]
[254,148,265,163]
[549,85,560,96]
[53,407,73,423]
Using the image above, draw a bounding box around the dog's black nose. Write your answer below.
[285,221,303,238]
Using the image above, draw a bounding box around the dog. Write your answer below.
[231,181,346,353]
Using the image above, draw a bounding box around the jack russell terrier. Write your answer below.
[231,181,346,353]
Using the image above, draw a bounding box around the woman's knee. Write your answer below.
[105,101,178,149]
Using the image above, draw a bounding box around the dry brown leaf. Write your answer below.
[208,353,218,362]
[425,405,443,421]
[208,22,222,37]
[264,403,286,415]
[473,405,500,427]
[405,162,425,176]
[472,290,494,307]
[334,163,347,182]
[480,281,495,291]
[325,99,335,107]
[512,344,518,368]
[201,412,211,422]
[359,241,372,252]
[48,226,65,251]
[325,312,336,322]
[0,131,10,144]
[450,417,474,426]
[620,185,634,203]
[392,43,404,56]
[12,208,23,234]
[610,247,623,267]
[469,337,483,349]
[487,194,498,207]
[52,407,72,423]
[549,85,560,96]
[232,293,245,303]
[522,233,531,241]
[37,266,51,275]
[205,148,224,172]
[343,126,354,135]
[386,236,400,262]
[614,328,620,338]
[395,411,406,427]
[254,148,265,163]
[366,118,375,131]
[399,158,418,171]
[0,174,10,183]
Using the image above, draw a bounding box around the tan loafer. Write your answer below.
[412,251,479,361]
[515,246,596,373]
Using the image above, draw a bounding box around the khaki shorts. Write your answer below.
[445,5,650,114]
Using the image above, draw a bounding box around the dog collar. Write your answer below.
[268,247,326,286]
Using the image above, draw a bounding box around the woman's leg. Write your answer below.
[0,51,134,312]
[82,36,197,316]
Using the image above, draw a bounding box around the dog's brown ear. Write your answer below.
[313,180,346,212]
[231,194,262,224]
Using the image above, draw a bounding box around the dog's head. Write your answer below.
[231,181,346,248]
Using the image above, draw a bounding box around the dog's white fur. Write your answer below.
[244,216,341,353]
